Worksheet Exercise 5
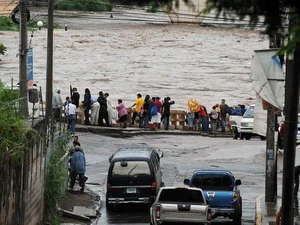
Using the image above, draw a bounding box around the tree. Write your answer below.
[202,0,300,54]
[0,43,7,59]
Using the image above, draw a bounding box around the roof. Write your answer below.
[111,146,156,161]
[0,0,18,16]
[192,170,234,176]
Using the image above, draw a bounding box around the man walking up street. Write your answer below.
[69,144,86,192]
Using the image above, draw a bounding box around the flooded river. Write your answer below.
[0,8,269,109]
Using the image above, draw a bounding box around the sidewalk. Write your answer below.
[255,194,300,225]
[75,124,234,138]
[255,195,281,225]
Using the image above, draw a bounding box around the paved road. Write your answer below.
[75,131,294,225]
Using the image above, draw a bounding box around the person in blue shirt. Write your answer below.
[231,104,246,116]
[69,143,86,192]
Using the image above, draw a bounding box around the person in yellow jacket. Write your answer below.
[131,93,144,127]
[215,103,221,130]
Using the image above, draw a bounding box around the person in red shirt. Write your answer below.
[199,105,208,132]
[150,97,162,129]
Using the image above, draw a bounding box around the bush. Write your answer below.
[45,135,69,225]
[0,82,37,163]
[0,43,7,56]
[54,0,113,12]
[0,16,18,31]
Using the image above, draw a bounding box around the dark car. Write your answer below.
[106,146,164,210]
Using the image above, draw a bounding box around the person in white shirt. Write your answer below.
[52,89,63,122]
[65,100,77,135]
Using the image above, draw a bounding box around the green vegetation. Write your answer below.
[0,16,18,31]
[54,0,113,12]
[0,82,37,163]
[203,0,300,55]
[0,16,59,30]
[0,43,7,56]
[45,135,69,225]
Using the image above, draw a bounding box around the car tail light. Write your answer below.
[107,183,116,191]
[155,205,161,219]
[233,193,238,201]
[207,208,212,221]
[151,182,157,191]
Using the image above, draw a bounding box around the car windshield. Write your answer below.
[192,174,233,191]
[242,106,255,118]
[112,161,151,177]
[159,188,205,203]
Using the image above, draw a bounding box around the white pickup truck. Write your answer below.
[149,186,211,225]
[229,104,266,140]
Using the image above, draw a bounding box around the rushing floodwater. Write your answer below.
[0,8,269,110]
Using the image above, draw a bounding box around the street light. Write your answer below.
[37,21,43,30]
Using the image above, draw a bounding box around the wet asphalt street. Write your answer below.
[76,131,299,225]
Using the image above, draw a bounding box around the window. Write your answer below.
[112,161,151,177]
[192,174,233,191]
[159,189,204,203]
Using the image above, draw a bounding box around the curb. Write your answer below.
[255,194,264,225]
[75,125,234,138]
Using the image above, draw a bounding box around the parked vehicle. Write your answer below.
[149,186,212,225]
[229,104,266,140]
[106,146,164,210]
[184,170,242,225]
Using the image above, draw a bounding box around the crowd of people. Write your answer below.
[52,87,250,135]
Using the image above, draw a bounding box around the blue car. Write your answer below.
[184,170,242,225]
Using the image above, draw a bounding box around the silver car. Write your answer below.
[150,186,212,225]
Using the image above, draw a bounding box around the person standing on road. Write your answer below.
[65,99,77,135]
[116,99,128,128]
[141,95,151,128]
[131,93,144,127]
[52,89,63,122]
[161,97,175,130]
[71,87,80,108]
[90,95,100,125]
[104,93,113,127]
[97,91,108,126]
[200,105,208,132]
[150,97,162,130]
[83,88,91,125]
[219,99,231,132]
[69,144,86,192]
[209,106,219,132]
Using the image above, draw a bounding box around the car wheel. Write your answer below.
[106,200,113,211]
[245,134,251,140]
[233,198,242,225]
[260,135,266,140]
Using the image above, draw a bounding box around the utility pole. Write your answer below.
[281,12,300,225]
[19,0,29,118]
[265,106,276,202]
[45,0,54,124]
[265,33,282,202]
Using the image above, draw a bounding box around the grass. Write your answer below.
[45,134,70,225]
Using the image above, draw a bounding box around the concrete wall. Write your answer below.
[0,119,47,225]
[169,0,207,23]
